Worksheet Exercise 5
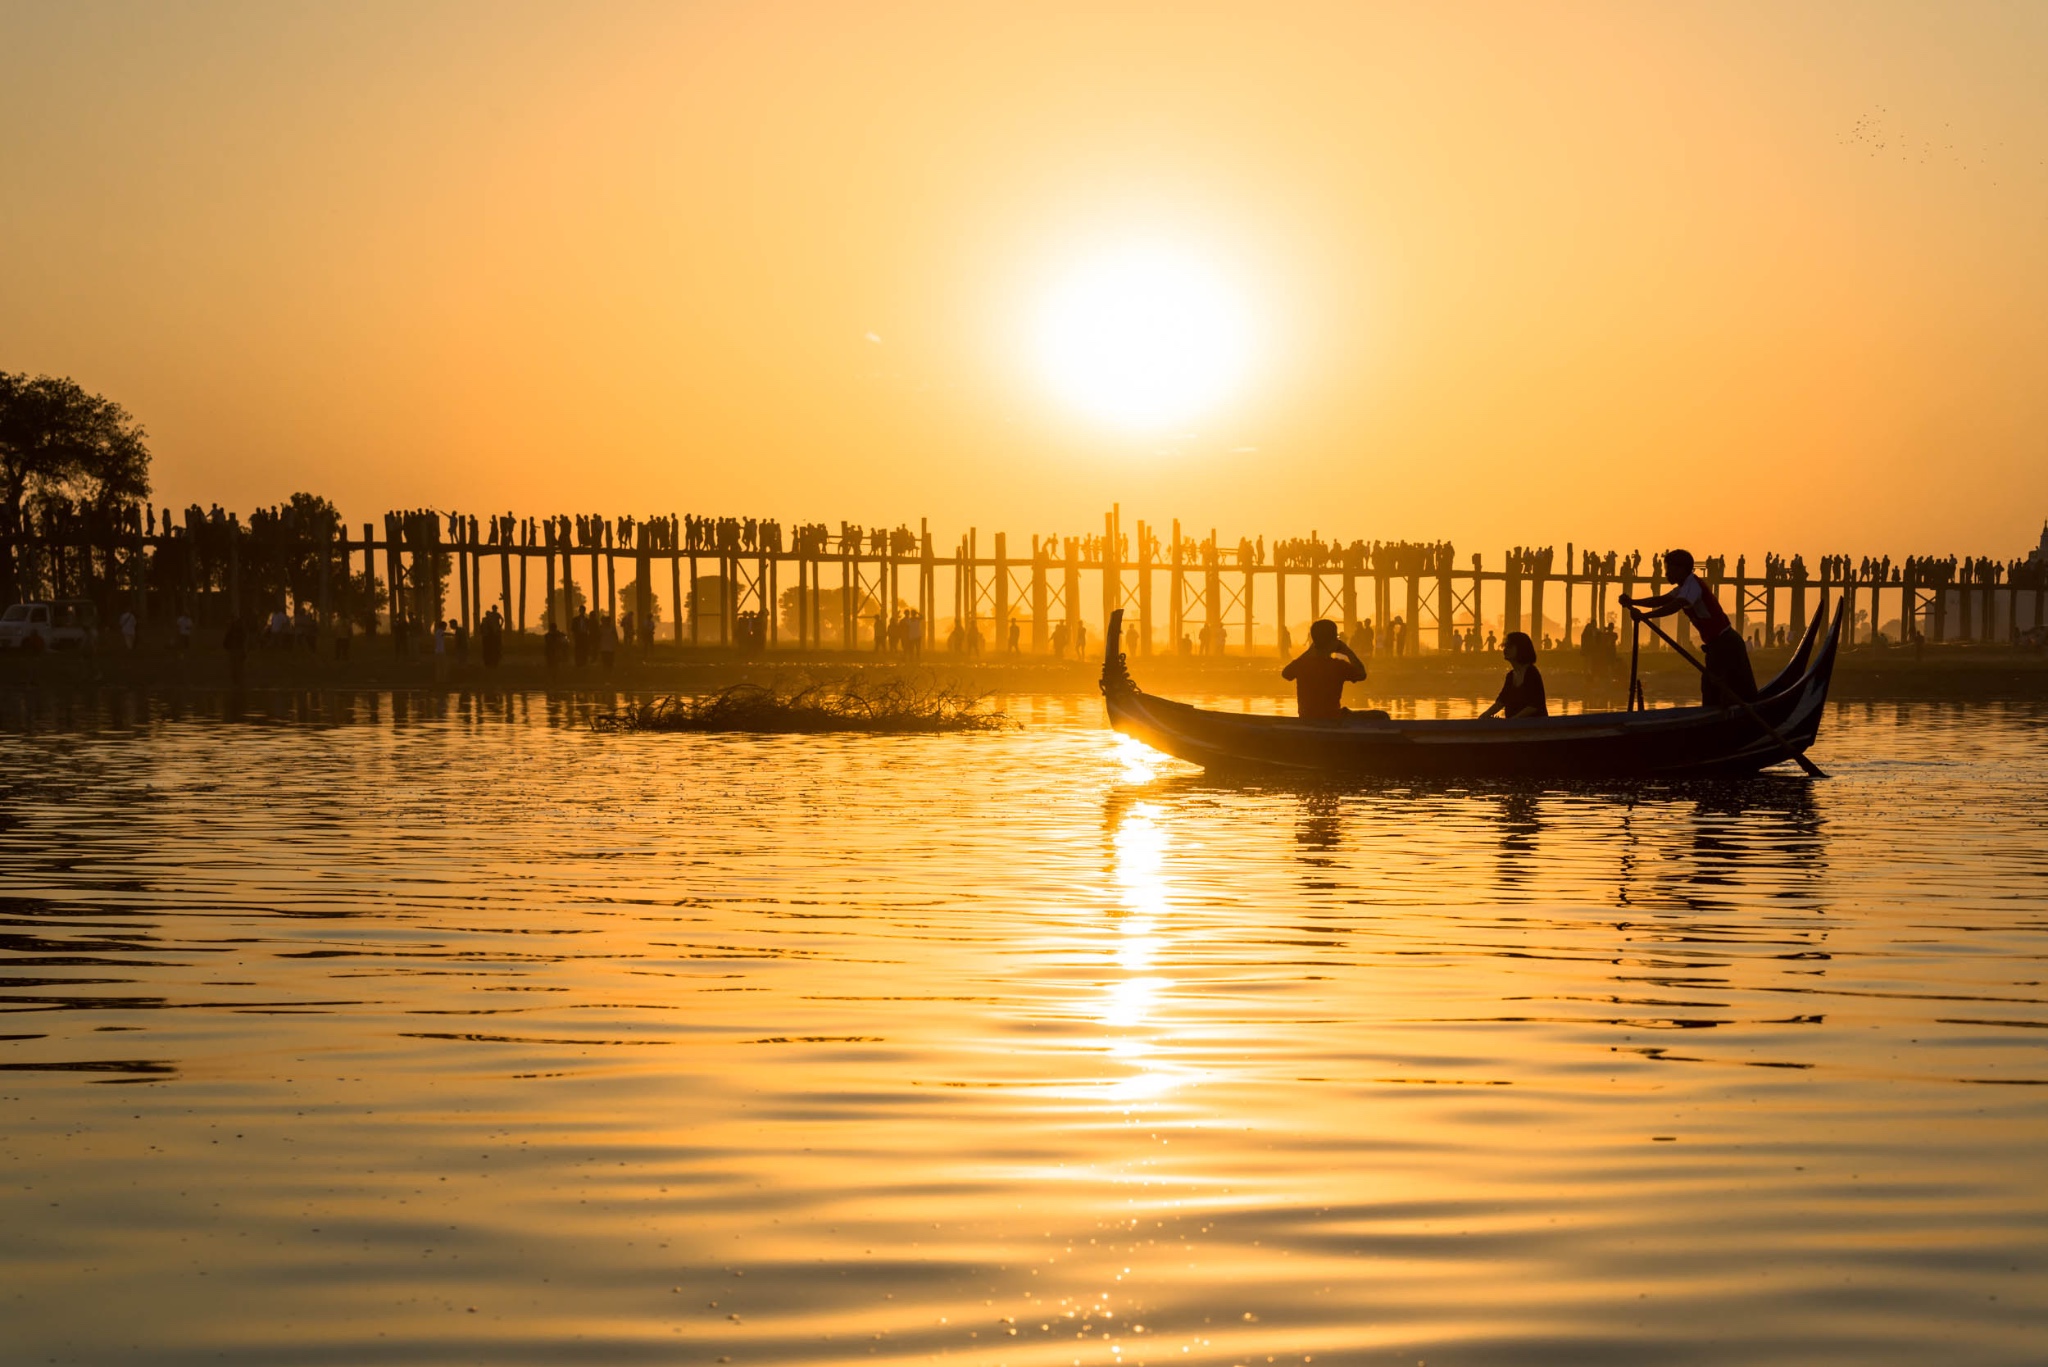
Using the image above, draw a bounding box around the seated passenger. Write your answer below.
[1479,630,1548,719]
[1281,618,1367,720]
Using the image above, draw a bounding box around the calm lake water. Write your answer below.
[2,695,2045,1366]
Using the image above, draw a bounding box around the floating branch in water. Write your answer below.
[592,674,1011,734]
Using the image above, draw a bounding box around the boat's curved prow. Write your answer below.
[1784,593,1847,743]
[1759,602,1827,697]
[1101,608,1133,697]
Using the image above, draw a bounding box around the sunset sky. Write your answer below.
[4,1,2045,558]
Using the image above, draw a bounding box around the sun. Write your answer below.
[1034,243,1254,431]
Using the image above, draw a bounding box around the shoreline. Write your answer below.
[4,639,2046,703]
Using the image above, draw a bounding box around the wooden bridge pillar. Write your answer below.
[1063,538,1080,650]
[457,519,472,635]
[1242,559,1255,653]
[1562,543,1574,649]
[1203,534,1221,653]
[1763,563,1777,646]
[1168,521,1184,652]
[1135,520,1151,656]
[543,524,559,632]
[1030,537,1047,653]
[1374,570,1389,652]
[920,522,935,649]
[1436,554,1453,652]
[1504,553,1521,638]
[994,531,1010,652]
[500,520,515,632]
[1102,507,1121,651]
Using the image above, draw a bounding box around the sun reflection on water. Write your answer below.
[1099,799,1193,1106]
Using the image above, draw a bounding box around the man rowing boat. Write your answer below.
[1622,549,1757,705]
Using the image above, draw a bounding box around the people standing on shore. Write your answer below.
[119,609,137,651]
[1350,618,1374,658]
[599,613,618,669]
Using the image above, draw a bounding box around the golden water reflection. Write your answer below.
[0,698,2042,1365]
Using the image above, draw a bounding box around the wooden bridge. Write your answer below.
[8,502,2045,655]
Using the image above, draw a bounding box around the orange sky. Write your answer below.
[3,1,2045,559]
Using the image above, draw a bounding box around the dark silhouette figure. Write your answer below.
[1624,548,1757,705]
[1280,618,1367,719]
[479,607,502,667]
[222,617,247,688]
[1480,630,1547,719]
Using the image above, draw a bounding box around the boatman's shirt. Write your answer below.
[1673,573,1733,643]
[1282,649,1367,720]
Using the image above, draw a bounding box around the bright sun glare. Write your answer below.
[1035,244,1252,431]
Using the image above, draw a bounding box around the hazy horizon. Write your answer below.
[4,1,2046,557]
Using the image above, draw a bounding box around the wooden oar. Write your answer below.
[1627,614,1644,711]
[1626,608,1826,778]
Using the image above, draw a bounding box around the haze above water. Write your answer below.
[2,698,2045,1366]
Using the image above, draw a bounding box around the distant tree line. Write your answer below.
[0,372,151,604]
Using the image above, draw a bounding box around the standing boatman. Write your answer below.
[1622,549,1757,705]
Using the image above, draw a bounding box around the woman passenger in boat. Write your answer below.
[1479,631,1548,719]
[1281,618,1367,719]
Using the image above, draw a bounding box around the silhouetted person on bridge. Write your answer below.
[1281,619,1366,720]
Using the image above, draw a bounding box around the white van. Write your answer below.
[0,600,100,650]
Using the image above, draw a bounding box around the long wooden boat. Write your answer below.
[1100,597,1844,778]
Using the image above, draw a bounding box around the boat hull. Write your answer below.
[1101,602,1842,780]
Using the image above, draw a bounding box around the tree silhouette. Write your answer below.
[0,373,151,600]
